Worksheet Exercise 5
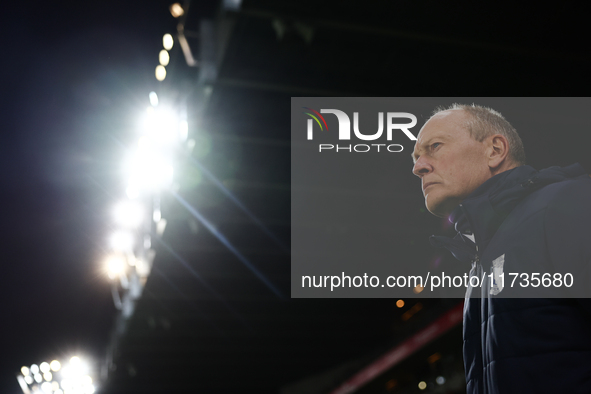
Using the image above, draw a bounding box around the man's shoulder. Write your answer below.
[525,173,591,214]
[539,174,591,213]
[502,173,591,229]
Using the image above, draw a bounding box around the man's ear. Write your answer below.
[487,134,510,169]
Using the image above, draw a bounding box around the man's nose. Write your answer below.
[412,157,432,177]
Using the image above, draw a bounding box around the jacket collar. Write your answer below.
[430,163,587,263]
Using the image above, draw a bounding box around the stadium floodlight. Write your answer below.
[61,378,71,390]
[159,49,170,66]
[41,381,52,392]
[40,362,50,374]
[113,200,144,228]
[124,147,174,195]
[155,65,166,81]
[142,107,180,144]
[163,33,173,50]
[50,360,61,372]
[149,91,159,107]
[106,255,126,279]
[170,3,184,18]
[18,356,97,394]
[109,231,134,252]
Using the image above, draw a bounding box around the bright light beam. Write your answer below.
[186,155,289,252]
[171,191,284,298]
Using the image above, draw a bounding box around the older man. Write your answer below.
[412,104,591,393]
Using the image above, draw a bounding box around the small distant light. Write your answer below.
[30,364,39,374]
[34,373,43,383]
[83,375,93,385]
[50,360,61,372]
[21,366,30,376]
[61,378,71,391]
[413,284,424,294]
[153,208,162,223]
[170,3,184,18]
[52,381,60,391]
[156,218,167,235]
[418,381,427,390]
[436,376,446,385]
[428,352,441,364]
[385,379,397,390]
[55,390,64,394]
[149,91,159,107]
[70,356,81,366]
[163,33,174,50]
[41,381,52,393]
[155,65,167,81]
[43,371,52,381]
[159,49,170,66]
[396,299,404,308]
[24,375,33,384]
[127,255,137,267]
[40,362,50,373]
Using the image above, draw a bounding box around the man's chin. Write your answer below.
[426,206,448,218]
[425,196,457,218]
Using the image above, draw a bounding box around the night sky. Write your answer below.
[0,1,177,391]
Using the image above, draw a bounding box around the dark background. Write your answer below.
[1,1,590,393]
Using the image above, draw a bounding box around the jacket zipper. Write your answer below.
[460,203,488,390]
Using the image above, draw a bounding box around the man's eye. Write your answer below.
[432,142,441,150]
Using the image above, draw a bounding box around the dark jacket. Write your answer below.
[431,164,591,393]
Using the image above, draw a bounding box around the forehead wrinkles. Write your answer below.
[412,114,469,162]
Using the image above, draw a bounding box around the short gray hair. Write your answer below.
[431,103,526,166]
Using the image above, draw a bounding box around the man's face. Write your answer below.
[412,109,492,217]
